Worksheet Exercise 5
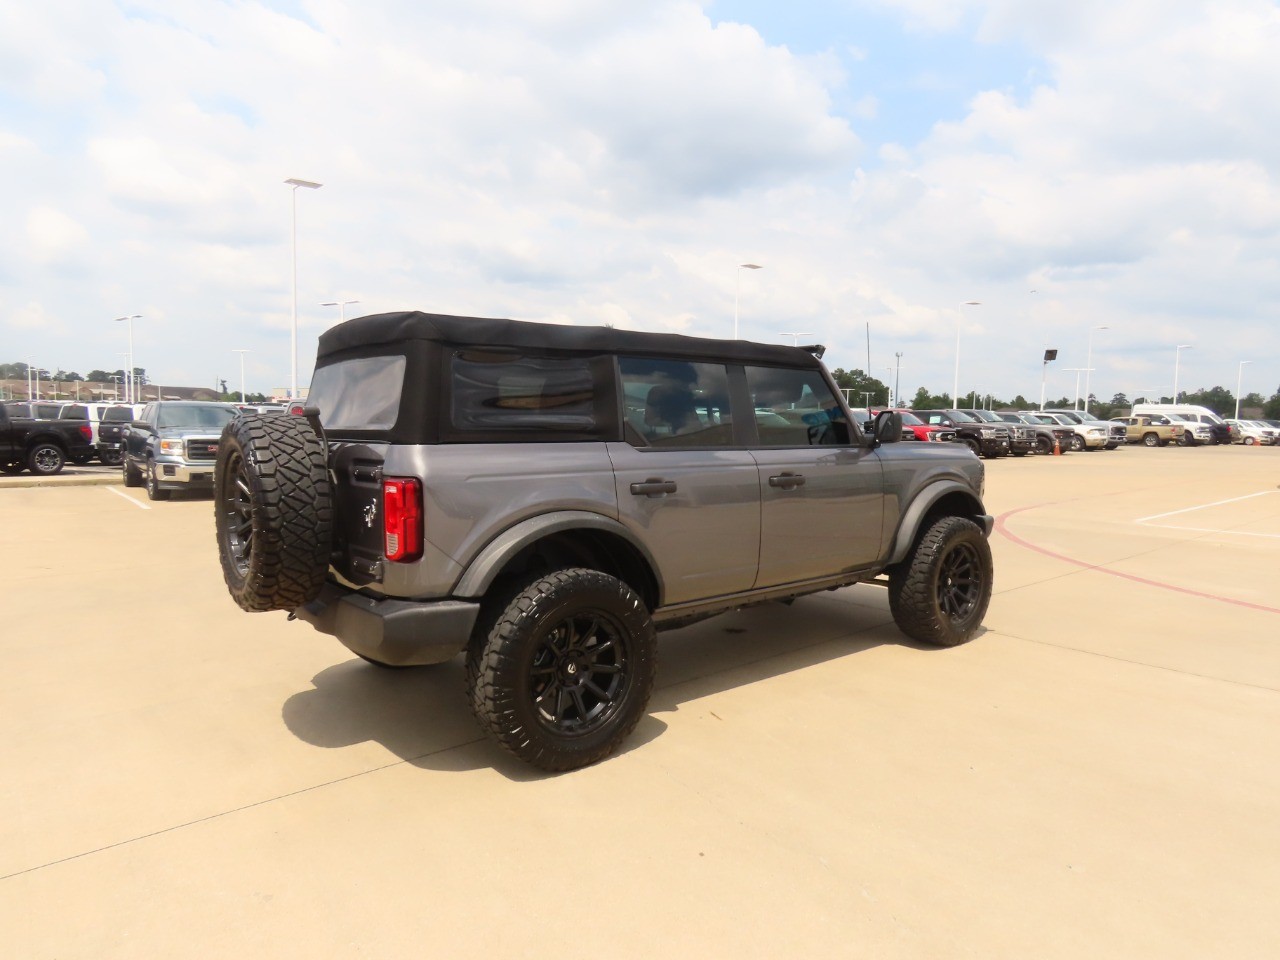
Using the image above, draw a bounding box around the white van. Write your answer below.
[1130,404,1231,445]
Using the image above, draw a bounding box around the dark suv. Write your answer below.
[914,410,1010,459]
[213,312,995,770]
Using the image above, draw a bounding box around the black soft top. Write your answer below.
[317,311,824,368]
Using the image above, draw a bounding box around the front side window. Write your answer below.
[450,351,600,435]
[310,355,406,430]
[619,357,732,448]
[745,366,849,447]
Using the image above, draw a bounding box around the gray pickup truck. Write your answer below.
[213,312,996,771]
[122,401,240,500]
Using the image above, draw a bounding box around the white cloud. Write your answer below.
[0,1,1277,401]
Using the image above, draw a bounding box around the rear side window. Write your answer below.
[61,405,88,419]
[103,406,135,422]
[744,366,850,447]
[618,357,732,448]
[449,351,602,436]
[310,355,406,430]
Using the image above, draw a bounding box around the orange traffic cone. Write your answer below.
[1053,436,1061,456]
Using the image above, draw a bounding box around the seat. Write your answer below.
[644,383,699,438]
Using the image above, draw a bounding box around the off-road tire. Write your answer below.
[123,457,143,487]
[888,516,993,647]
[145,461,171,501]
[28,443,65,476]
[962,437,981,457]
[215,414,332,613]
[466,568,656,772]
[1142,433,1159,447]
[1036,435,1053,455]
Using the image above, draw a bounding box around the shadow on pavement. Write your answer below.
[280,589,924,779]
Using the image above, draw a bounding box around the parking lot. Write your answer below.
[3,445,1279,959]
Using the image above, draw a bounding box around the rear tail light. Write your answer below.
[287,403,306,416]
[79,424,93,441]
[382,477,423,563]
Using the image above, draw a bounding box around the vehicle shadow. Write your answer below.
[279,589,949,780]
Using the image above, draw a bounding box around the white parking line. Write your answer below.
[1135,490,1278,523]
[105,486,150,510]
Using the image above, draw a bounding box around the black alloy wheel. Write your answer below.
[468,568,657,771]
[221,447,254,582]
[888,515,993,647]
[935,540,985,625]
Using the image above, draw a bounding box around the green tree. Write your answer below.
[1181,386,1234,416]
[1263,387,1280,419]
[829,367,891,406]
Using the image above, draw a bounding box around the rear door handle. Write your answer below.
[630,478,677,498]
[768,472,806,490]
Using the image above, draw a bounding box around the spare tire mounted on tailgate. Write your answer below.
[215,414,332,612]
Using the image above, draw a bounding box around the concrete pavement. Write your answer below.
[2,445,1278,958]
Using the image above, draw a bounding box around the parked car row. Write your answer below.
[844,401,1276,460]
[1,398,290,476]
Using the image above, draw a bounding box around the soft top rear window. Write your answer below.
[310,355,406,430]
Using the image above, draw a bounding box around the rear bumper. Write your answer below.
[296,581,481,666]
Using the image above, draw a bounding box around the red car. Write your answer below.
[870,408,958,443]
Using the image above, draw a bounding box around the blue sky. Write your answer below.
[710,0,1043,156]
[2,1,1279,404]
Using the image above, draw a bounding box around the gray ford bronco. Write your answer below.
[214,312,994,771]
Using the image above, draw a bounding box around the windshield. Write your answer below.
[898,411,924,426]
[966,410,1002,422]
[945,410,979,423]
[155,405,237,429]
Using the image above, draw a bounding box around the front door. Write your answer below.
[744,365,886,588]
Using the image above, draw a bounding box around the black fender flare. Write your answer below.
[887,481,989,566]
[452,510,662,601]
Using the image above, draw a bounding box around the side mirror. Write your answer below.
[871,410,902,446]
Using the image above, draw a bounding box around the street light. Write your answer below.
[953,301,981,405]
[893,353,903,408]
[1040,349,1058,411]
[1235,360,1253,419]
[321,300,360,324]
[232,349,251,404]
[114,314,141,403]
[1173,344,1192,403]
[1063,367,1094,410]
[1083,325,1108,414]
[286,178,323,400]
[734,264,763,340]
[777,332,812,346]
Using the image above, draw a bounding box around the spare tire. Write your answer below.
[215,414,332,613]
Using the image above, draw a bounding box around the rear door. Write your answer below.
[745,365,885,588]
[609,357,760,605]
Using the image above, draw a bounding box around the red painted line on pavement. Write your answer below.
[994,505,1280,616]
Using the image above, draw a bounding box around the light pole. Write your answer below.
[1063,368,1093,410]
[1040,349,1058,410]
[119,352,131,404]
[777,332,812,347]
[1173,344,1192,403]
[734,263,763,340]
[286,178,323,400]
[893,352,903,408]
[1083,325,1108,414]
[232,349,250,403]
[1235,360,1253,419]
[953,301,981,405]
[114,315,141,403]
[321,300,360,324]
